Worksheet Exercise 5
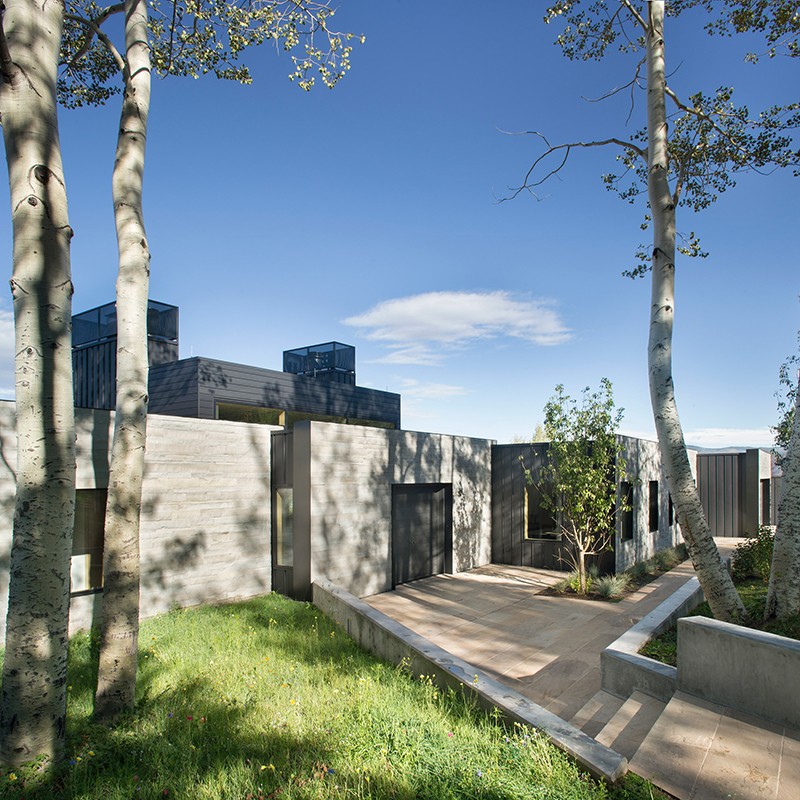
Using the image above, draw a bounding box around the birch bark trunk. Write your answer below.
[765,384,800,620]
[94,0,152,723]
[645,1,746,623]
[0,0,76,765]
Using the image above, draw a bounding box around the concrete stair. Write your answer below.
[570,689,666,761]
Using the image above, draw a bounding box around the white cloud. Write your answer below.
[684,427,775,450]
[398,378,469,400]
[344,291,571,365]
[369,344,444,366]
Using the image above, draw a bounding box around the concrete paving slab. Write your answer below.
[365,545,800,800]
[777,728,800,800]
[596,691,666,760]
[571,690,627,739]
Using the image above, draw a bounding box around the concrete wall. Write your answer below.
[0,401,276,638]
[677,616,800,729]
[302,422,493,598]
[614,436,690,573]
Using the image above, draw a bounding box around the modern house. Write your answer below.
[72,300,401,430]
[0,299,777,640]
[492,438,685,575]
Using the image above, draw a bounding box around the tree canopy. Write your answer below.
[59,0,363,108]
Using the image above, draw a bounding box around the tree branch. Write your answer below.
[499,130,646,201]
[619,0,647,33]
[664,83,787,173]
[66,12,127,75]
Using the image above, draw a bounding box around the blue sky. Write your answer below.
[0,0,797,447]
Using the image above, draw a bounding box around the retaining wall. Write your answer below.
[678,616,800,728]
[314,578,628,784]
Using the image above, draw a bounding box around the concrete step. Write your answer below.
[594,690,667,760]
[569,689,627,739]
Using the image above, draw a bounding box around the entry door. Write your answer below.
[392,484,452,587]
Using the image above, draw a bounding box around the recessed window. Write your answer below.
[668,494,674,526]
[619,481,634,541]
[761,479,771,526]
[275,488,294,567]
[524,484,559,540]
[649,481,659,532]
[71,489,106,595]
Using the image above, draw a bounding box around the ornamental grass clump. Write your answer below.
[595,574,631,600]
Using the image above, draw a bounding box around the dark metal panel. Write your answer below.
[147,359,201,417]
[291,422,312,600]
[192,357,401,427]
[391,483,451,587]
[270,430,293,488]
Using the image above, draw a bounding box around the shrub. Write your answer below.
[731,526,774,583]
[595,573,631,599]
[555,571,594,594]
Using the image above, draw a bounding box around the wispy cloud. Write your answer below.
[343,291,571,364]
[398,378,469,400]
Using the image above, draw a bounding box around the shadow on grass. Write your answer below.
[1,594,646,800]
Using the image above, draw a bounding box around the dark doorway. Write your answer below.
[392,484,453,587]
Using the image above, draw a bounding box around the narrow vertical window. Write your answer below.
[619,481,634,541]
[649,481,659,532]
[71,489,106,594]
[761,479,771,526]
[275,488,294,567]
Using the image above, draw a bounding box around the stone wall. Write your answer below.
[303,422,493,598]
[0,401,276,638]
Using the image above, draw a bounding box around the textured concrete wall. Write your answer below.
[677,616,800,728]
[0,401,276,638]
[615,437,690,573]
[305,422,493,597]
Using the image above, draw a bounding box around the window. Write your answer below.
[71,489,106,595]
[619,481,634,541]
[668,494,674,526]
[524,484,559,540]
[274,488,294,567]
[761,479,771,526]
[649,481,659,532]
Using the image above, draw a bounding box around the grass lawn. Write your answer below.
[0,594,666,799]
[640,579,800,667]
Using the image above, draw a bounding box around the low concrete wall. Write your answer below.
[0,402,276,638]
[314,578,628,784]
[677,616,800,728]
[601,576,703,703]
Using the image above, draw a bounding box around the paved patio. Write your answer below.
[366,544,800,799]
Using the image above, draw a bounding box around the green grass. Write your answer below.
[0,594,666,799]
[640,580,800,666]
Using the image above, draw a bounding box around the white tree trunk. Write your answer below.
[645,1,746,623]
[0,0,75,766]
[94,0,152,724]
[765,382,800,620]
